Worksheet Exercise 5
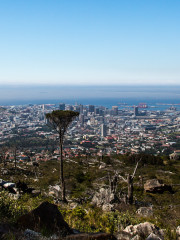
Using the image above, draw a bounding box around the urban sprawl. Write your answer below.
[0,103,180,162]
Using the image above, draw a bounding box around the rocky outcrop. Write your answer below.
[144,179,172,193]
[92,187,119,210]
[17,201,73,237]
[123,222,164,240]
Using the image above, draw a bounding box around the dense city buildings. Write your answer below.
[59,103,65,110]
[0,102,179,162]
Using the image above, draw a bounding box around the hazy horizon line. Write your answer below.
[0,83,180,87]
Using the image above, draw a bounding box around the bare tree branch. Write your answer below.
[132,158,141,179]
[118,174,128,183]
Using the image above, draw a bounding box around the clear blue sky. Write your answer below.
[0,0,180,85]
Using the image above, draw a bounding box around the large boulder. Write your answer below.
[144,179,172,193]
[17,201,73,237]
[92,188,119,210]
[123,222,164,240]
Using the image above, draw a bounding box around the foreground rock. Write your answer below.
[123,222,164,240]
[17,201,73,237]
[144,179,172,193]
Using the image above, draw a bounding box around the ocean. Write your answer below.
[0,85,180,111]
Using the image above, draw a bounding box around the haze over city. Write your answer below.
[0,0,180,86]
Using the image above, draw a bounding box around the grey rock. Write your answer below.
[115,231,133,240]
[146,233,162,240]
[92,187,119,209]
[99,163,106,169]
[144,179,172,193]
[102,203,114,212]
[49,185,61,198]
[31,190,41,197]
[24,229,60,240]
[3,182,16,188]
[136,207,153,217]
[2,169,8,175]
[177,226,180,240]
[177,226,180,236]
[24,229,42,240]
[124,222,164,239]
[69,202,78,209]
[132,235,142,240]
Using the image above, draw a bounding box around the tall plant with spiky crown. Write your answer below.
[46,110,79,201]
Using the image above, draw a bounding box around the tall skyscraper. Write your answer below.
[79,114,84,125]
[101,124,107,137]
[88,105,95,113]
[134,106,139,116]
[95,107,100,115]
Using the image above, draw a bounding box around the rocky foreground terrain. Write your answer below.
[0,201,179,240]
[0,153,180,239]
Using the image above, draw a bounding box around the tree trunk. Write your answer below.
[14,147,17,171]
[3,155,6,167]
[127,174,133,204]
[60,136,66,202]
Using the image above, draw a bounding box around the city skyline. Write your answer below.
[0,0,180,86]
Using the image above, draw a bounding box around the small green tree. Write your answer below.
[46,110,79,201]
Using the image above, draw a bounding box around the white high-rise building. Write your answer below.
[101,124,107,137]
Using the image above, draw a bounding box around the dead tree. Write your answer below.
[119,159,141,204]
[33,161,39,179]
[46,110,79,202]
[109,171,118,194]
[0,147,8,167]
[12,146,17,171]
